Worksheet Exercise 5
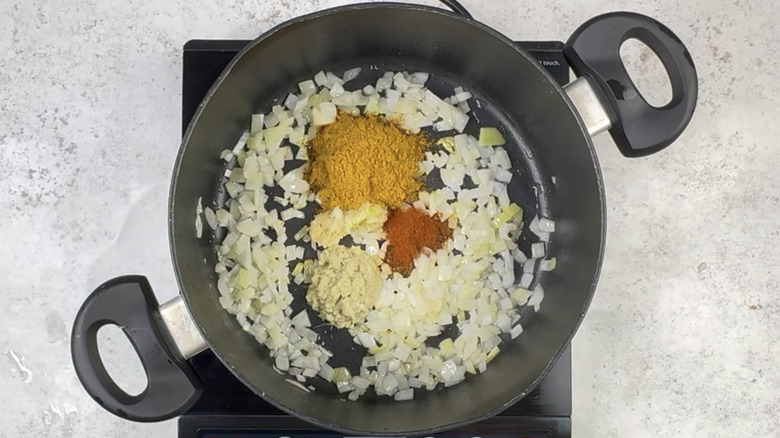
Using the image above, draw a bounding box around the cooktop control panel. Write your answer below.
[199,433,552,438]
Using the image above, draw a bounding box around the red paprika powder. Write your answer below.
[383,206,452,276]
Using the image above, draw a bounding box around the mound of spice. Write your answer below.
[383,206,453,276]
[306,245,383,328]
[305,111,429,211]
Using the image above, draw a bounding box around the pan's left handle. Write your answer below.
[71,275,203,422]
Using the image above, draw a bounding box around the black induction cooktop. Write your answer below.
[179,39,572,438]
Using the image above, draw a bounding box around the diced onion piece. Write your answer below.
[291,310,311,328]
[479,127,506,146]
[529,215,551,242]
[279,170,310,194]
[486,346,500,363]
[204,206,218,229]
[298,79,317,95]
[539,217,556,232]
[531,242,546,259]
[231,130,250,155]
[263,126,287,151]
[314,71,327,86]
[528,283,545,311]
[284,93,299,110]
[510,324,523,339]
[275,355,290,371]
[523,258,536,274]
[342,67,362,82]
[319,364,334,382]
[495,168,513,183]
[325,72,344,89]
[409,72,429,85]
[394,388,414,401]
[540,257,557,272]
[330,81,345,98]
[495,203,522,225]
[250,114,265,135]
[336,381,355,394]
[519,273,533,289]
[195,215,203,238]
[451,107,469,133]
[357,332,378,349]
[332,367,352,383]
[312,102,337,126]
[286,379,311,393]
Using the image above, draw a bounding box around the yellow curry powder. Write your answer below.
[305,111,429,210]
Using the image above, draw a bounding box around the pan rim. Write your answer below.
[169,2,606,435]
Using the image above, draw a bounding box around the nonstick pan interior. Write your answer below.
[208,59,555,396]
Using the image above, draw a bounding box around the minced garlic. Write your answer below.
[309,203,387,248]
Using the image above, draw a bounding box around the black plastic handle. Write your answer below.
[563,12,698,157]
[438,0,473,19]
[71,275,202,422]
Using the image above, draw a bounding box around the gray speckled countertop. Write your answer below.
[1,0,778,437]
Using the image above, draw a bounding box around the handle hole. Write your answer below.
[97,324,148,397]
[620,38,672,108]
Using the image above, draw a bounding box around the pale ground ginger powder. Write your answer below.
[306,245,382,328]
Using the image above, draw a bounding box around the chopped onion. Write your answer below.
[394,388,414,401]
[275,355,290,371]
[330,81,345,98]
[204,206,218,229]
[250,114,264,135]
[357,332,378,349]
[342,67,362,82]
[314,71,327,87]
[195,215,203,238]
[284,93,299,111]
[519,273,533,289]
[286,379,311,393]
[539,217,556,232]
[510,324,523,339]
[319,364,334,382]
[529,215,551,242]
[479,127,506,146]
[409,72,429,85]
[263,126,287,151]
[298,80,317,95]
[195,197,203,238]
[531,242,546,259]
[291,310,311,328]
[523,259,536,274]
[312,102,337,126]
[528,283,545,311]
[495,168,513,183]
[279,170,310,194]
[219,149,233,162]
[540,257,557,272]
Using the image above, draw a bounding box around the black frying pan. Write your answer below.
[71,2,697,435]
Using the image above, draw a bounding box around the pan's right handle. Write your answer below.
[71,275,203,422]
[563,12,698,157]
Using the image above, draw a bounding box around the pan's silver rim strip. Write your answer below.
[563,77,612,136]
[169,2,609,435]
[159,296,208,359]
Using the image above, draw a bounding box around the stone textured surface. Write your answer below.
[1,0,778,437]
